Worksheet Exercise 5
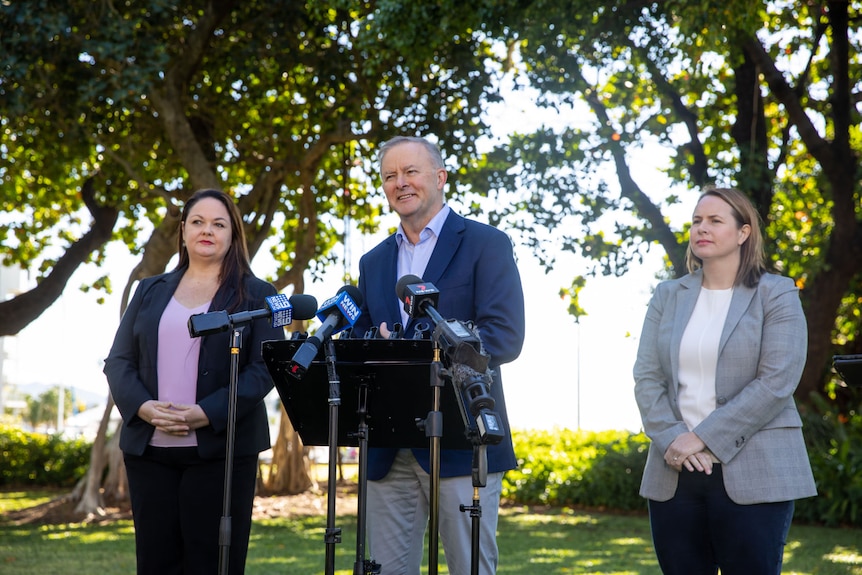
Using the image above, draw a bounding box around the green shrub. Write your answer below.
[0,425,91,487]
[505,398,862,528]
[795,393,862,528]
[503,428,648,512]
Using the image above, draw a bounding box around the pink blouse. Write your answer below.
[150,297,210,447]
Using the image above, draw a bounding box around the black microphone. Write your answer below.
[396,275,488,373]
[396,275,504,445]
[188,293,318,338]
[287,285,363,379]
[388,322,404,339]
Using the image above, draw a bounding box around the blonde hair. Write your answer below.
[685,187,766,287]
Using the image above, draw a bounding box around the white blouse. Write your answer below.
[677,286,733,431]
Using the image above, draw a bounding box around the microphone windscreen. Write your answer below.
[396,274,423,300]
[337,284,364,307]
[289,294,319,320]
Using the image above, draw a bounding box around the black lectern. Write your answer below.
[834,354,862,387]
[263,338,472,450]
[263,337,472,575]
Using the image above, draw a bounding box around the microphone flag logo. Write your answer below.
[266,293,294,328]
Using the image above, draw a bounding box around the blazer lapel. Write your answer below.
[141,270,183,373]
[719,283,755,355]
[422,211,464,285]
[670,272,703,392]
[399,211,464,333]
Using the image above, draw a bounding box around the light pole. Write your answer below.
[576,319,581,430]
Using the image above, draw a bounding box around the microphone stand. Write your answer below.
[460,441,487,575]
[352,379,380,575]
[416,342,446,575]
[323,337,342,575]
[217,328,242,575]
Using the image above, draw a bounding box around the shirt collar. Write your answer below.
[395,204,450,246]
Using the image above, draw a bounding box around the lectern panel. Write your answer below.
[262,338,472,449]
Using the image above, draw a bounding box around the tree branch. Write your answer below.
[741,35,836,174]
[0,179,119,336]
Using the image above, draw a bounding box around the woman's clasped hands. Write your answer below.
[664,431,714,474]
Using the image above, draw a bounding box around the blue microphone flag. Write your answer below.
[315,289,361,334]
[265,294,294,328]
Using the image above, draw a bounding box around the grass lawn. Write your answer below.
[1,490,860,574]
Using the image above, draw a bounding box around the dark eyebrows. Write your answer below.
[189,214,229,223]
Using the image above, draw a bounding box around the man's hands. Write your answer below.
[137,400,210,436]
[377,321,392,338]
[664,431,714,475]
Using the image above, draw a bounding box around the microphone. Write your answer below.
[388,322,404,339]
[397,274,441,321]
[188,293,318,338]
[396,275,488,373]
[287,285,363,379]
[396,274,504,445]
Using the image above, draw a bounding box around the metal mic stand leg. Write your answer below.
[352,381,380,575]
[323,338,342,575]
[416,344,445,575]
[460,444,487,575]
[218,328,242,575]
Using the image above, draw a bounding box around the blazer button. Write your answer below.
[717,396,727,405]
[202,370,209,376]
[735,436,745,447]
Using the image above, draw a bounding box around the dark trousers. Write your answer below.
[648,464,794,575]
[124,446,259,575]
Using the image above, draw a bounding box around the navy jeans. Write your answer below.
[648,464,794,575]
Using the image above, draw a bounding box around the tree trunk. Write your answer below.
[73,396,115,516]
[102,423,128,504]
[264,406,314,495]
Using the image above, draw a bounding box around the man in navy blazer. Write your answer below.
[352,136,525,574]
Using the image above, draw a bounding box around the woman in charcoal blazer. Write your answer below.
[104,189,283,575]
[634,187,816,575]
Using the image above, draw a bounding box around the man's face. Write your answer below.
[380,141,447,226]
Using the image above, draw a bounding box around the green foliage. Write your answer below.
[0,425,91,487]
[22,387,76,431]
[507,420,862,528]
[469,0,862,404]
[503,428,648,511]
[0,0,505,300]
[796,392,862,528]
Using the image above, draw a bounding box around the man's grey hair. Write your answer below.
[378,136,446,172]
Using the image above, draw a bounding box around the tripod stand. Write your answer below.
[263,338,473,574]
[421,352,498,575]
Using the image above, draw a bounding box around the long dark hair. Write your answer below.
[175,189,252,311]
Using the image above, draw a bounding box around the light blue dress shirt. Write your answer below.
[395,204,450,326]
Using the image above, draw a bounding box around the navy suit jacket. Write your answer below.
[353,211,526,479]
[104,267,284,459]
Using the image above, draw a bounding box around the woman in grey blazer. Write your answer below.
[634,187,816,575]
